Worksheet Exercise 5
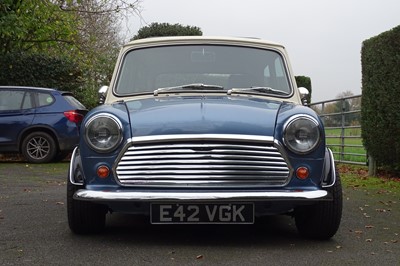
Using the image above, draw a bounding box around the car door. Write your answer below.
[0,89,35,151]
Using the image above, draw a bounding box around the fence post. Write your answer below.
[340,98,346,162]
[368,155,377,176]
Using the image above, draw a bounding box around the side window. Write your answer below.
[0,90,25,111]
[21,92,34,109]
[37,92,55,107]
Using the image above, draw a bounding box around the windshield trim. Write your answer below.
[112,43,295,99]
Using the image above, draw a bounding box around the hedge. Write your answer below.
[361,25,400,172]
[0,52,82,92]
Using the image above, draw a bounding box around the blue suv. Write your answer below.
[0,86,87,163]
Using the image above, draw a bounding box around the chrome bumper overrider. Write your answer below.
[74,189,328,202]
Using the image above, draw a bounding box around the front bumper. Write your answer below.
[74,189,329,202]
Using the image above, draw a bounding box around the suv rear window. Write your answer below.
[63,95,86,109]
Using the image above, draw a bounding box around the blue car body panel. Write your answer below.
[75,95,328,195]
[0,108,35,148]
[125,96,280,137]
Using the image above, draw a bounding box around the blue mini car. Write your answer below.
[0,86,87,163]
[67,36,342,239]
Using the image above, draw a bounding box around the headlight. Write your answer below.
[283,115,321,154]
[85,114,123,153]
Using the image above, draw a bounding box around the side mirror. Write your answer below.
[298,87,309,105]
[98,86,108,104]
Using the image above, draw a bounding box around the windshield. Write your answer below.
[115,44,292,96]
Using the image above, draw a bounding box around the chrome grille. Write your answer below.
[115,138,291,187]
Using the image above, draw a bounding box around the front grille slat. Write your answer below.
[117,169,289,176]
[115,139,291,187]
[118,159,288,167]
[124,148,281,157]
[117,165,288,173]
[119,154,285,163]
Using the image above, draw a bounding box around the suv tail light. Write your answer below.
[64,110,84,123]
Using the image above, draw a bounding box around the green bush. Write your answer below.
[361,25,400,173]
[295,75,312,103]
[132,22,202,40]
[0,52,82,91]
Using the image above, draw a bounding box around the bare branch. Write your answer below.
[55,0,141,15]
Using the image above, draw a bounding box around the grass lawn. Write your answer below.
[325,128,367,164]
[338,164,400,194]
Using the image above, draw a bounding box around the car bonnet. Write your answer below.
[124,95,282,137]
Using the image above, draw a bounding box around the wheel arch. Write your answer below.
[18,126,60,153]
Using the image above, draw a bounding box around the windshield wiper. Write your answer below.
[154,83,224,96]
[227,86,289,96]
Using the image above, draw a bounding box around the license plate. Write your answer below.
[151,203,254,224]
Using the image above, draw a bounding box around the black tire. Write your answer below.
[67,177,107,234]
[21,132,57,163]
[54,151,71,162]
[294,170,343,240]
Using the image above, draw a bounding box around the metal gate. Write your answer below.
[308,95,366,165]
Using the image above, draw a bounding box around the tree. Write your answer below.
[334,91,360,126]
[0,1,82,98]
[132,22,202,40]
[315,91,360,127]
[49,0,142,108]
[60,0,140,108]
[0,0,142,109]
[0,0,77,54]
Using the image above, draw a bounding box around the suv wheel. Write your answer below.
[21,132,57,163]
[67,175,107,234]
[294,169,343,239]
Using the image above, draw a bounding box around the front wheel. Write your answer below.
[294,170,343,239]
[67,177,107,234]
[21,132,57,163]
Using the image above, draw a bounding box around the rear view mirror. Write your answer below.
[98,86,108,104]
[298,87,309,105]
[191,49,216,62]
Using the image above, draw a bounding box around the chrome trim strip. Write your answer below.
[127,134,274,144]
[69,147,83,186]
[322,148,336,188]
[74,189,328,202]
[273,139,294,179]
[112,40,295,100]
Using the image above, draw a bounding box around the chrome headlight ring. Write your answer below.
[84,113,123,153]
[283,115,321,154]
